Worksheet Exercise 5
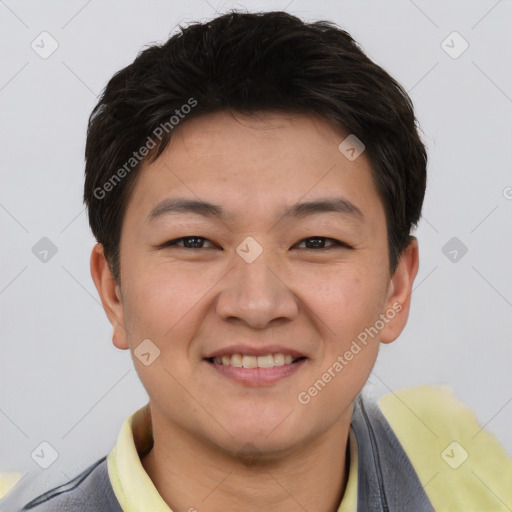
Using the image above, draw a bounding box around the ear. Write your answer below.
[90,243,129,350]
[380,237,419,344]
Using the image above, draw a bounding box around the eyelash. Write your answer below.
[158,236,352,251]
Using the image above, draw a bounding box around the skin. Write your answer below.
[91,110,419,512]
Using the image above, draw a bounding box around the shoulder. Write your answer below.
[377,385,512,512]
[18,457,122,512]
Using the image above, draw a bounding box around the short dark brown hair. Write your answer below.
[84,10,427,284]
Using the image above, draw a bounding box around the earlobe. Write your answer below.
[90,243,129,350]
[380,237,420,345]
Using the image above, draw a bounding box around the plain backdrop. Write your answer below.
[1,0,511,506]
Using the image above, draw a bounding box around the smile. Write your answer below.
[208,353,306,368]
[205,355,308,386]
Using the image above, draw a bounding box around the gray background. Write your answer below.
[1,0,511,505]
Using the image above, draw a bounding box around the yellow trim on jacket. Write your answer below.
[379,385,512,512]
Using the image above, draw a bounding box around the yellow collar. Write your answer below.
[106,403,358,512]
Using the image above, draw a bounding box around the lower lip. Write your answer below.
[205,358,307,386]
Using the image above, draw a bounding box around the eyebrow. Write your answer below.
[146,196,364,224]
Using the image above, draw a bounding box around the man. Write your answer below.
[13,9,512,511]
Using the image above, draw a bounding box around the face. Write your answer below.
[92,110,418,459]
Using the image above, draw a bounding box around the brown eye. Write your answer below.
[160,236,216,249]
[296,237,351,250]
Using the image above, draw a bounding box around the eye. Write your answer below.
[295,237,352,250]
[159,236,216,250]
[157,236,352,251]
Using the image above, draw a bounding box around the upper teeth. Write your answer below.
[213,354,296,368]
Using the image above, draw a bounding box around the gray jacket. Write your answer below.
[14,395,434,512]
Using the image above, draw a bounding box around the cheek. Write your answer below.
[310,269,382,335]
[310,269,386,386]
[302,345,378,426]
[122,258,204,338]
[299,274,382,416]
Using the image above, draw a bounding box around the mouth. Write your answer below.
[206,353,307,368]
[204,352,308,386]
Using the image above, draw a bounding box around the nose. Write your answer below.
[215,249,299,329]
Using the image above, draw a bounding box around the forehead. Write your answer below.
[123,111,384,230]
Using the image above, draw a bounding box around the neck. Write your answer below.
[140,407,352,512]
